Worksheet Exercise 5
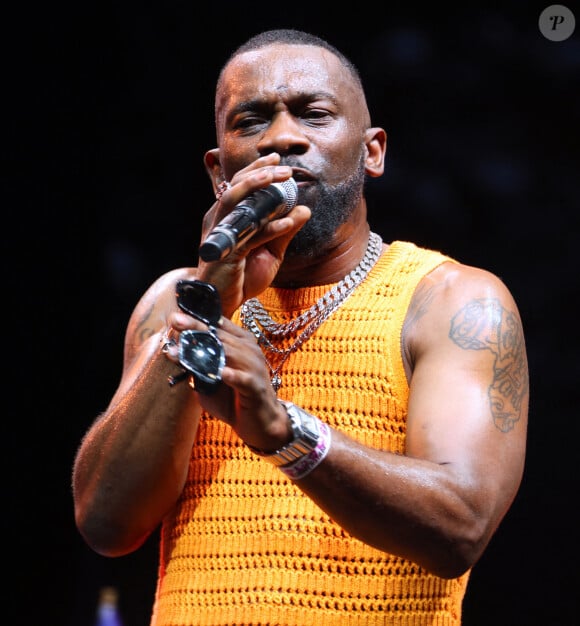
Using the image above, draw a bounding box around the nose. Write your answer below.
[256,112,309,156]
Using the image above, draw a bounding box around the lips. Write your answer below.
[290,168,315,183]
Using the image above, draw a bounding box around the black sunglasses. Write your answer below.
[171,280,225,395]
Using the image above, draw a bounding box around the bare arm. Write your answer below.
[72,167,310,558]
[72,269,203,556]
[294,263,528,578]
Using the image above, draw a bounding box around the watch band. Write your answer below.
[250,401,322,467]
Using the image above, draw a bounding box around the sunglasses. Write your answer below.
[172,279,225,395]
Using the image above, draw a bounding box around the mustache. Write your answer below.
[278,157,307,169]
[277,158,318,181]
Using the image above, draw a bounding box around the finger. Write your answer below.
[202,163,294,241]
[217,165,294,210]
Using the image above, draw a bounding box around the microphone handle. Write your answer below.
[199,184,293,262]
[207,206,263,254]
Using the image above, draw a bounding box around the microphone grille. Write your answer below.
[277,177,298,211]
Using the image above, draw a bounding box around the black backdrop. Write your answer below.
[4,2,579,625]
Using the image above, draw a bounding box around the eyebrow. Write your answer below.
[229,90,339,115]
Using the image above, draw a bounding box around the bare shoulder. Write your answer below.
[426,260,518,305]
[403,260,528,399]
[406,260,522,332]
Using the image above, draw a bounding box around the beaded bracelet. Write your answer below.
[279,421,331,480]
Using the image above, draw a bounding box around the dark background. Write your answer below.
[4,2,579,625]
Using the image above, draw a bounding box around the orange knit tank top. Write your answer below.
[151,241,468,626]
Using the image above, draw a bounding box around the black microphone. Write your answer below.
[199,177,298,262]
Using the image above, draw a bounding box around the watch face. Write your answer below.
[284,403,319,448]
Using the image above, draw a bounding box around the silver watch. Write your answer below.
[256,401,321,467]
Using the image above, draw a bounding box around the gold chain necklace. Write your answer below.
[241,232,383,391]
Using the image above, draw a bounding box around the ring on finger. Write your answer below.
[215,180,231,201]
[161,327,178,354]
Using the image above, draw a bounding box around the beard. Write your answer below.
[283,153,366,259]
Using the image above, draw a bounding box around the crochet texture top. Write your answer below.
[150,240,469,626]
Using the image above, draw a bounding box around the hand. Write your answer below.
[197,154,311,316]
[164,309,288,450]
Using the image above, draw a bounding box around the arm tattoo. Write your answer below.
[134,302,157,344]
[449,298,527,432]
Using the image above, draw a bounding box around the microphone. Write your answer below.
[199,177,298,262]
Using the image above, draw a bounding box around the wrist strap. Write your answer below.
[279,421,331,480]
[248,402,331,477]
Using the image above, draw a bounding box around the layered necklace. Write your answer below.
[241,231,383,391]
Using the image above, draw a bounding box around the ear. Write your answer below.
[364,127,387,178]
[204,148,223,196]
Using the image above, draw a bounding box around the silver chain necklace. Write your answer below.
[241,231,383,391]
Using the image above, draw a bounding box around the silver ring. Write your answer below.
[215,181,231,201]
[161,327,178,354]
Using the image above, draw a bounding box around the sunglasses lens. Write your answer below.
[176,280,222,326]
[178,330,225,390]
